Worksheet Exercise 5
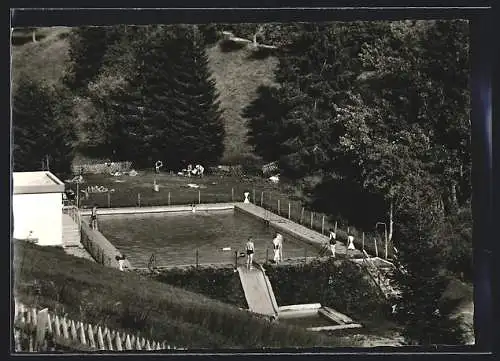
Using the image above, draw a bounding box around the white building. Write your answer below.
[12,171,65,246]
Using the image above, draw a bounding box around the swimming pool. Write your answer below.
[98,210,320,267]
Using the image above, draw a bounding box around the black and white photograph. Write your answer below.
[11,12,484,353]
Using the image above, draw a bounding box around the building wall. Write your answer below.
[12,192,63,246]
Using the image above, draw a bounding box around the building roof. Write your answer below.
[13,171,65,195]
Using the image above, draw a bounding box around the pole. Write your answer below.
[196,249,199,268]
[76,181,80,209]
[266,248,269,264]
[310,212,314,229]
[107,192,111,208]
[260,192,264,206]
[374,238,379,257]
[288,203,291,219]
[231,188,234,202]
[334,221,337,233]
[138,193,141,207]
[198,190,201,204]
[168,192,171,205]
[300,207,305,224]
[362,232,365,251]
[278,199,280,215]
[321,216,325,235]
[235,250,238,269]
[384,226,388,259]
[253,189,256,203]
[304,248,307,263]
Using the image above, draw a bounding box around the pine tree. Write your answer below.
[100,25,224,169]
[13,77,75,178]
[165,26,225,168]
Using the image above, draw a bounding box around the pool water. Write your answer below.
[98,210,320,267]
[279,313,336,328]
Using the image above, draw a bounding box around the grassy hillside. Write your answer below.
[14,240,347,349]
[10,26,278,164]
[11,27,71,88]
[207,44,278,163]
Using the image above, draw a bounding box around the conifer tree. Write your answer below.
[13,77,76,178]
[101,25,224,169]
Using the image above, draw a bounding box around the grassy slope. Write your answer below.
[11,27,278,164]
[11,27,71,88]
[206,44,278,163]
[14,240,348,349]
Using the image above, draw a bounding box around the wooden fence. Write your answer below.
[13,300,174,352]
[71,161,132,175]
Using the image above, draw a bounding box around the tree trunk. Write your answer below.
[451,181,458,208]
[388,199,393,243]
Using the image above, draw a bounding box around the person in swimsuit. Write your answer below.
[272,233,280,263]
[246,237,255,269]
[329,229,336,258]
[90,205,98,230]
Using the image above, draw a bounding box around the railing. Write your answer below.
[13,300,175,352]
[63,205,81,232]
[360,250,399,300]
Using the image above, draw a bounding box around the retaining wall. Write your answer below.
[80,220,132,270]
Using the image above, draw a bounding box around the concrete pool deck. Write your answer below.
[79,203,238,216]
[235,203,364,257]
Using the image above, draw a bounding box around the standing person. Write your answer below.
[245,237,255,269]
[90,205,98,230]
[278,233,284,262]
[347,233,356,250]
[116,254,126,271]
[272,233,280,264]
[329,229,336,258]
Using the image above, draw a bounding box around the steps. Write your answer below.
[62,213,81,247]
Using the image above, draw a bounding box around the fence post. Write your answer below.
[288,203,291,219]
[374,238,379,257]
[260,192,264,206]
[321,215,325,235]
[231,188,234,202]
[277,199,280,215]
[138,193,141,207]
[362,232,365,251]
[107,192,111,208]
[300,207,305,224]
[310,212,314,229]
[168,192,171,206]
[198,190,201,204]
[196,249,199,268]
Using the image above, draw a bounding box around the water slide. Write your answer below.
[237,264,279,318]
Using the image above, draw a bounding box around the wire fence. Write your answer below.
[70,184,393,260]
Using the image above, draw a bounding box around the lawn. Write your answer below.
[13,240,351,349]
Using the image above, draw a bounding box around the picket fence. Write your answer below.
[13,301,175,352]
